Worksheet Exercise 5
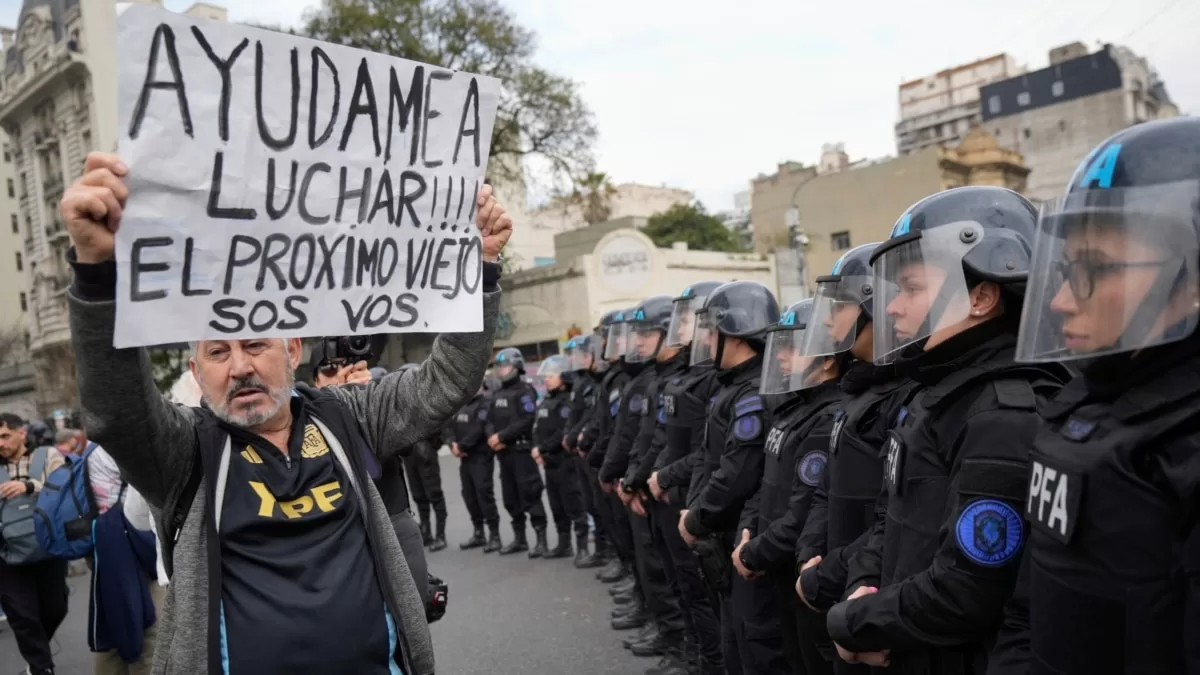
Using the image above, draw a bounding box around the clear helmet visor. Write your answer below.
[604,323,630,361]
[666,297,704,347]
[1016,183,1200,363]
[761,327,824,394]
[537,356,568,377]
[566,342,594,372]
[625,324,664,363]
[494,363,518,379]
[690,311,719,367]
[801,275,873,357]
[872,222,982,364]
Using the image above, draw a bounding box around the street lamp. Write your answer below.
[784,175,817,298]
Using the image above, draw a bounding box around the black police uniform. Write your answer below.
[404,428,447,546]
[737,380,843,675]
[828,324,1068,674]
[584,364,637,579]
[534,384,588,555]
[794,361,918,675]
[652,361,725,674]
[451,393,501,547]
[487,377,548,547]
[619,356,689,656]
[601,360,667,628]
[565,368,606,565]
[683,355,767,675]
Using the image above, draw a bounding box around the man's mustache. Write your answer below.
[226,377,270,404]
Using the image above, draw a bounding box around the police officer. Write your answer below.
[826,187,1070,673]
[610,296,689,663]
[679,280,780,674]
[396,363,450,552]
[563,334,607,568]
[532,355,588,559]
[792,244,920,675]
[582,310,640,589]
[648,281,726,675]
[993,117,1200,675]
[732,299,845,675]
[451,382,502,553]
[487,347,551,557]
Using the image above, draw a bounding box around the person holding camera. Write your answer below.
[59,152,510,675]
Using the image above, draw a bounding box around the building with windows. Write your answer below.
[980,42,1179,202]
[0,76,33,417]
[895,53,1024,156]
[750,128,1029,292]
[0,0,227,411]
[716,189,752,251]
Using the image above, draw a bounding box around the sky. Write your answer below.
[0,0,1195,211]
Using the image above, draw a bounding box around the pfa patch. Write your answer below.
[476,408,488,421]
[733,414,763,441]
[797,451,827,487]
[537,408,549,419]
[521,395,535,413]
[630,394,646,414]
[560,406,571,419]
[955,499,1024,567]
[456,413,469,423]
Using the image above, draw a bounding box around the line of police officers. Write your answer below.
[448,117,1200,675]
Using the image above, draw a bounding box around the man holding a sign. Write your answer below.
[62,146,508,674]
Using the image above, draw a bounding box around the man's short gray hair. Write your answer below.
[55,428,82,445]
[189,339,291,358]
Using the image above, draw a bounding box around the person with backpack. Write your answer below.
[0,412,68,675]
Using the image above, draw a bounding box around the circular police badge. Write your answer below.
[733,414,762,441]
[630,395,646,413]
[521,395,536,413]
[955,499,1024,567]
[560,406,571,419]
[797,451,827,487]
[477,408,488,421]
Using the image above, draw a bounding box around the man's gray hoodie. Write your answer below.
[68,272,500,675]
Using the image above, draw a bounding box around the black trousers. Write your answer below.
[404,451,446,526]
[772,572,836,675]
[389,511,429,604]
[0,557,69,671]
[573,454,605,549]
[497,447,547,530]
[586,463,634,565]
[730,572,793,675]
[634,505,686,641]
[718,588,744,675]
[459,452,499,528]
[650,498,723,668]
[544,454,588,536]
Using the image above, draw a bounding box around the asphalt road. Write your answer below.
[1,451,650,675]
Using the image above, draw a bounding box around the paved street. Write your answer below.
[1,452,648,675]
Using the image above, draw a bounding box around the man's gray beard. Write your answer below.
[206,370,295,429]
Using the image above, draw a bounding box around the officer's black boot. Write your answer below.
[611,604,649,630]
[598,559,628,583]
[574,533,599,567]
[529,526,549,559]
[459,526,486,550]
[545,531,572,559]
[429,516,448,552]
[418,505,433,546]
[609,576,636,596]
[482,524,502,554]
[499,525,528,555]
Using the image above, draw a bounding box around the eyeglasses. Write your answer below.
[1053,258,1175,300]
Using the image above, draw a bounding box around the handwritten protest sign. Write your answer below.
[113,3,500,348]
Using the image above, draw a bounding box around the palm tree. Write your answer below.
[570,172,618,225]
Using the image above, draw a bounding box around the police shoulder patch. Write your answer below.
[797,451,827,487]
[476,408,488,421]
[733,413,763,441]
[560,406,571,419]
[955,498,1024,567]
[734,394,764,418]
[629,394,646,413]
[521,394,536,413]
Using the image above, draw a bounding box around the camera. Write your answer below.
[426,573,448,623]
[314,336,374,374]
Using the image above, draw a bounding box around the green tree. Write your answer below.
[568,171,618,225]
[149,348,189,394]
[643,202,746,253]
[302,0,597,188]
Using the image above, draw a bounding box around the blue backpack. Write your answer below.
[34,442,103,560]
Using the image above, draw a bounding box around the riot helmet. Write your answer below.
[801,243,879,358]
[666,281,723,348]
[565,334,599,372]
[691,281,780,368]
[871,186,1038,364]
[1017,117,1200,363]
[537,354,570,390]
[762,299,824,394]
[625,295,674,363]
[492,347,525,382]
[603,309,633,362]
